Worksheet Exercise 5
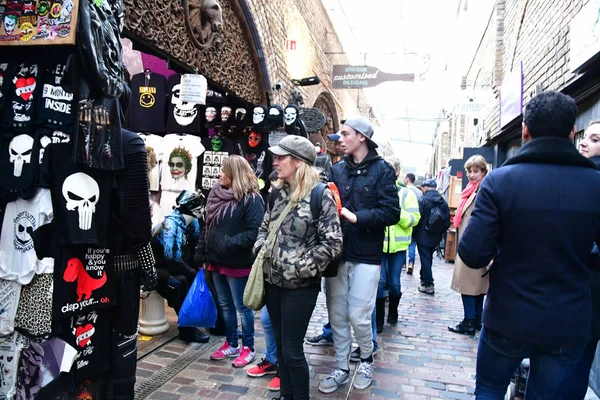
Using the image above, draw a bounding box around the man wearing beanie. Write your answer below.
[319,116,400,393]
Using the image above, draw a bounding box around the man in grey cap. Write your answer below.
[319,116,400,393]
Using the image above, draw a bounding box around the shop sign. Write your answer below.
[570,0,600,72]
[180,74,207,105]
[499,62,523,129]
[332,65,414,89]
[456,90,489,116]
[286,39,297,51]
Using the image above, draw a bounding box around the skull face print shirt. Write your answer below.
[126,72,166,134]
[40,143,112,246]
[166,74,203,134]
[0,188,53,285]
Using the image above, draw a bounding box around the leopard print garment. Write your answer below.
[15,274,53,338]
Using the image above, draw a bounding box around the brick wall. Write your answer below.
[449,0,592,156]
[247,0,363,119]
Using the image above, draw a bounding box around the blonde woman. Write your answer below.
[195,155,265,368]
[449,155,489,335]
[254,135,342,400]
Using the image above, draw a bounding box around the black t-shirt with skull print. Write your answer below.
[166,74,203,134]
[0,130,45,200]
[40,142,112,246]
[126,72,166,134]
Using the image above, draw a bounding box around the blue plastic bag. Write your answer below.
[178,270,217,328]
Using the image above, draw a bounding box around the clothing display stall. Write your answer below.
[0,0,155,399]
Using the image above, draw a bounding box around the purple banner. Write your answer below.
[499,62,523,129]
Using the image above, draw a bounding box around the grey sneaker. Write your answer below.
[418,284,435,295]
[350,347,378,363]
[318,369,350,394]
[353,361,373,390]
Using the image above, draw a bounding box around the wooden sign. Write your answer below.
[0,0,78,46]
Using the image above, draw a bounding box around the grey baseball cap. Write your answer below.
[269,135,317,165]
[340,116,378,148]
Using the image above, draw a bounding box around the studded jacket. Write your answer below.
[254,184,343,289]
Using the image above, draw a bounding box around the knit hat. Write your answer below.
[421,179,437,188]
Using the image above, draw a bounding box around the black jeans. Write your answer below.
[266,283,319,400]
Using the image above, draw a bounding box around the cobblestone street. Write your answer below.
[135,255,482,400]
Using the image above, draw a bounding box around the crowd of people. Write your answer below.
[148,90,600,400]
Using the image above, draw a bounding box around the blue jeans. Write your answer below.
[462,294,485,320]
[408,239,417,264]
[369,308,379,353]
[417,245,435,286]
[378,251,406,298]
[476,327,586,399]
[212,272,255,349]
[261,306,278,365]
[322,322,333,341]
[571,339,598,399]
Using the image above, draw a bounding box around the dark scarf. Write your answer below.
[502,137,597,170]
[205,184,238,229]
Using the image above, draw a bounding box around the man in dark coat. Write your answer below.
[413,179,450,295]
[458,91,600,398]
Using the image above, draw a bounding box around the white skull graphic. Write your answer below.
[62,172,100,231]
[221,106,232,122]
[39,136,51,164]
[171,84,198,126]
[284,107,298,125]
[269,107,281,116]
[253,107,265,125]
[4,15,17,36]
[14,214,34,249]
[236,108,247,121]
[9,134,34,177]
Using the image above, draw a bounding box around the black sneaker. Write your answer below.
[350,346,378,363]
[448,319,476,336]
[305,333,333,346]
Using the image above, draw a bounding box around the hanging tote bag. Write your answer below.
[244,200,295,311]
[178,270,218,328]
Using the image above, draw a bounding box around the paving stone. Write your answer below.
[177,386,198,394]
[149,392,181,400]
[219,384,249,394]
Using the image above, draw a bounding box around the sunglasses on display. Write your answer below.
[169,162,184,168]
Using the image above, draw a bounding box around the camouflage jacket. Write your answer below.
[254,184,343,289]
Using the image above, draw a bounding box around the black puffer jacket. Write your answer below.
[589,155,600,339]
[329,151,400,265]
[195,194,265,268]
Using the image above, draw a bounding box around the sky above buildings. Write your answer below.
[321,0,459,174]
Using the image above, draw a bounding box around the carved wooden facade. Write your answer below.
[124,0,266,104]
[313,93,340,155]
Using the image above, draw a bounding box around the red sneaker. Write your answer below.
[268,376,281,391]
[232,346,256,368]
[247,358,277,377]
[210,341,240,361]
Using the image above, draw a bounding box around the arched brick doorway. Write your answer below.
[313,92,339,156]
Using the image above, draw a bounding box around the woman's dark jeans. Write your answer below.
[462,294,484,320]
[266,283,319,400]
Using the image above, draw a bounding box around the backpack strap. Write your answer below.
[310,182,327,222]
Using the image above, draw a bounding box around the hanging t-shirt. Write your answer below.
[56,310,110,383]
[0,188,53,285]
[197,136,234,195]
[0,332,29,398]
[14,273,53,338]
[236,134,272,190]
[159,134,204,192]
[35,63,75,132]
[3,63,40,133]
[0,131,42,199]
[40,143,112,246]
[138,133,162,191]
[0,63,14,115]
[0,280,22,336]
[53,246,116,321]
[166,74,203,134]
[127,72,166,133]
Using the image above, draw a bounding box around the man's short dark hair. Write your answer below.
[406,173,416,183]
[523,91,577,138]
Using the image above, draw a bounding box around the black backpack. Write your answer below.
[268,182,339,277]
[425,203,450,235]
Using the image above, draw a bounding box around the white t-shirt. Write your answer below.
[0,280,21,336]
[138,133,163,191]
[159,134,204,192]
[0,188,54,284]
